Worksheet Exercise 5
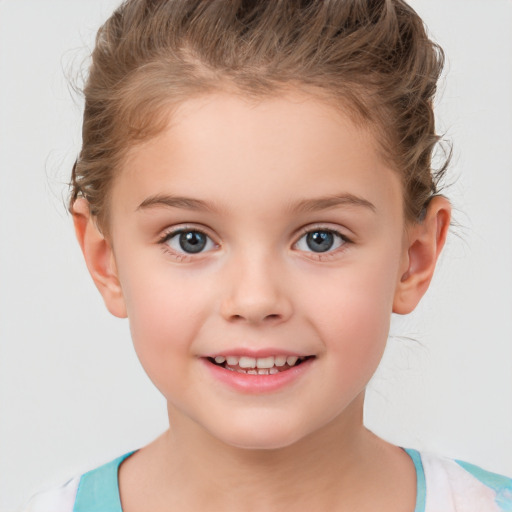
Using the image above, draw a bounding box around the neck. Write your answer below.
[119,392,417,512]
[155,393,386,511]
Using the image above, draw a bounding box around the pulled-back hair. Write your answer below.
[71,0,447,231]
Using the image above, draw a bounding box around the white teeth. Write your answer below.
[286,356,298,366]
[239,356,256,368]
[256,356,274,369]
[274,355,287,367]
[269,367,279,375]
[247,369,258,375]
[257,368,269,375]
[214,354,307,370]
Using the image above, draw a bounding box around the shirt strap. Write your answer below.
[404,448,427,512]
[73,451,136,512]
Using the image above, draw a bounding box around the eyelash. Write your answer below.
[294,226,352,261]
[158,226,217,261]
[157,225,352,261]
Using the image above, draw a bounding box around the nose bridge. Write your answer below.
[220,245,292,324]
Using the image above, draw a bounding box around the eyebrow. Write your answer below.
[290,194,376,214]
[137,195,217,212]
[136,193,376,214]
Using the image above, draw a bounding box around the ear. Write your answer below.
[393,196,451,315]
[72,198,127,318]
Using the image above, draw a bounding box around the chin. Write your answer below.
[211,420,311,451]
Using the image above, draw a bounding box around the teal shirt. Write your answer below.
[73,452,135,512]
[70,449,512,512]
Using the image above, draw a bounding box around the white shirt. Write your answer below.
[22,449,512,512]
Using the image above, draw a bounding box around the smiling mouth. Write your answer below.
[207,355,314,375]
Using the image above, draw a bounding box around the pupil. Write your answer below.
[306,231,333,253]
[179,231,206,253]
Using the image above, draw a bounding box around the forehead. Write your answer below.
[112,90,403,222]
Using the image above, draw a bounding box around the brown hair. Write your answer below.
[71,0,447,232]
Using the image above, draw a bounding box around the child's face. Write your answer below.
[106,91,410,449]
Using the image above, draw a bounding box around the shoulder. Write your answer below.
[20,451,136,512]
[419,451,512,512]
[20,477,80,512]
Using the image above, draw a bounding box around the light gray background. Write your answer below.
[1,1,511,510]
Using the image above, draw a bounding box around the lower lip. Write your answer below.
[202,358,314,394]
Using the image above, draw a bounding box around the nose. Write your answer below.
[219,252,293,325]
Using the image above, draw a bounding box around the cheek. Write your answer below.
[310,289,391,397]
[301,253,401,362]
[118,267,207,386]
[317,288,391,356]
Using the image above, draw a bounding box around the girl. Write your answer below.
[21,0,511,511]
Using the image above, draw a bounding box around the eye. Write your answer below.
[295,229,347,253]
[163,229,216,254]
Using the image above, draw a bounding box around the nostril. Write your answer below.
[220,293,293,324]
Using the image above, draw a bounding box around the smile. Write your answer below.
[207,355,313,375]
[203,353,315,393]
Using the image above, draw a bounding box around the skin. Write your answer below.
[73,90,450,511]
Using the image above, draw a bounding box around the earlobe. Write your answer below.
[393,196,451,315]
[72,198,127,318]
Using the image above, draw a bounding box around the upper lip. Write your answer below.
[202,348,313,358]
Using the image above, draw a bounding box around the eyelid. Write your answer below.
[294,224,352,244]
[156,223,351,261]
[293,225,352,257]
[158,224,213,243]
[158,224,219,257]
